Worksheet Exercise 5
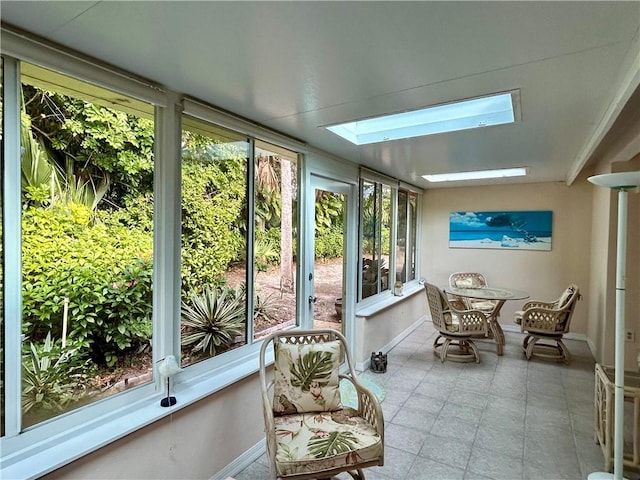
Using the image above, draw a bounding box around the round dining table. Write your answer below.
[444,286,529,355]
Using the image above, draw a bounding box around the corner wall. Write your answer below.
[420,179,593,335]
[589,154,640,369]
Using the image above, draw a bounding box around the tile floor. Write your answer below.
[235,320,636,480]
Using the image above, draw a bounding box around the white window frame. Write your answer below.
[356,169,423,306]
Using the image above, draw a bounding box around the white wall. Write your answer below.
[420,178,593,335]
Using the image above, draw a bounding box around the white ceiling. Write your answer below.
[2,1,639,188]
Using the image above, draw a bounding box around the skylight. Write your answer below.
[422,167,527,183]
[326,91,518,145]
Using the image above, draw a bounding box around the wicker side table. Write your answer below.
[594,363,640,472]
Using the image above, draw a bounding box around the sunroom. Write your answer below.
[1,2,639,479]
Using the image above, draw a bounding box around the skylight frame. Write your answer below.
[422,167,528,183]
[325,90,520,145]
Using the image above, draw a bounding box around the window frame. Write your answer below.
[357,170,422,305]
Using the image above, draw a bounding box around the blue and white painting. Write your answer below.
[449,211,552,251]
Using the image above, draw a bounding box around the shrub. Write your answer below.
[21,203,153,366]
[181,159,246,294]
[315,227,344,259]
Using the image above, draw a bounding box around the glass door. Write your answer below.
[309,176,353,335]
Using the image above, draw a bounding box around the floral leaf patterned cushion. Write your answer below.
[274,408,382,477]
[273,340,342,415]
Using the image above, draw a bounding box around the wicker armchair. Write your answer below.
[425,283,488,363]
[258,329,384,480]
[448,272,499,314]
[514,284,581,363]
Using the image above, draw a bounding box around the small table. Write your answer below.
[445,286,529,355]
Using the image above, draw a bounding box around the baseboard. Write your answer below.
[210,439,265,480]
[355,315,427,371]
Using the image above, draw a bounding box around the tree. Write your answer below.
[280,158,294,293]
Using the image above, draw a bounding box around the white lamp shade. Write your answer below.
[588,171,640,189]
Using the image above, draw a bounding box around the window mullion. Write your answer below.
[390,186,398,287]
[246,138,256,342]
[153,94,183,367]
[3,55,22,437]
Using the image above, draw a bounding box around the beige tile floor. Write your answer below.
[236,321,638,480]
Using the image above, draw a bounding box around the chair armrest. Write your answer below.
[522,300,557,310]
[449,306,489,335]
[339,374,384,438]
[520,307,567,333]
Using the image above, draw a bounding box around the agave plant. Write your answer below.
[253,292,276,323]
[22,332,91,414]
[181,286,246,357]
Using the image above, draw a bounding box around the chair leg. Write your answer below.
[440,338,451,362]
[557,339,571,364]
[524,334,537,360]
[346,469,366,479]
[467,340,481,363]
[522,334,534,358]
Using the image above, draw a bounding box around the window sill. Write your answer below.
[0,343,273,480]
[355,282,424,318]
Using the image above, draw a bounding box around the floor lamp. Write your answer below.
[588,171,640,480]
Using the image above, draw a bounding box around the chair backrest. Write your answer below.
[259,329,356,415]
[555,284,581,333]
[425,283,452,332]
[449,272,488,289]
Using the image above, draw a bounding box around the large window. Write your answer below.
[396,189,418,284]
[180,118,249,366]
[359,174,420,301]
[253,141,298,339]
[178,121,300,368]
[18,63,155,428]
[359,178,392,300]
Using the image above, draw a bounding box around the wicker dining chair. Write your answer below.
[424,283,488,363]
[448,272,499,314]
[259,329,384,480]
[514,284,581,363]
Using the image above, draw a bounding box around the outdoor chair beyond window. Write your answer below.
[514,284,581,363]
[258,329,384,480]
[448,272,499,315]
[425,283,488,363]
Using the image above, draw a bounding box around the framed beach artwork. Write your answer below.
[449,210,553,251]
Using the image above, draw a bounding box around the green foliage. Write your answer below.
[181,157,246,293]
[21,202,153,366]
[22,332,94,414]
[23,85,154,207]
[315,191,344,234]
[181,286,246,358]
[315,227,344,259]
[254,237,280,272]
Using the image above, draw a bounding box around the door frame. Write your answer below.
[301,156,358,347]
